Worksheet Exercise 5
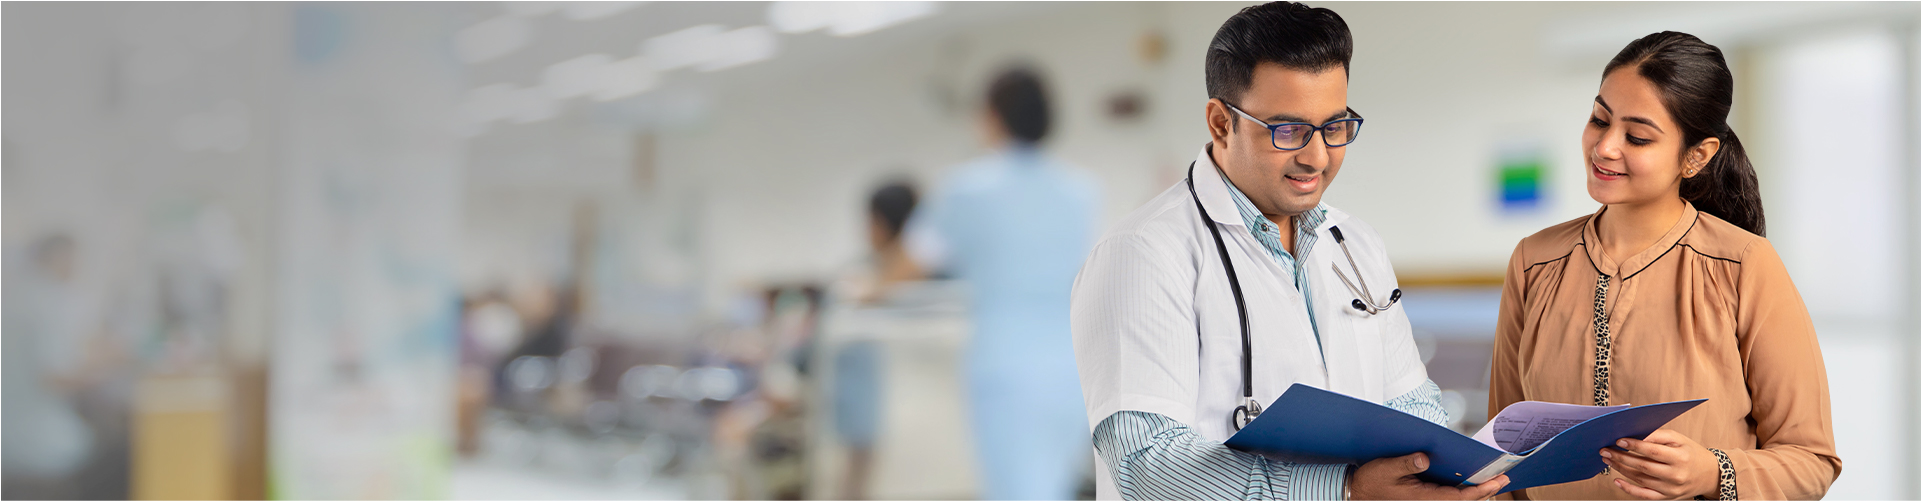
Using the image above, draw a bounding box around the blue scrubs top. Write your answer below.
[910,146,1101,500]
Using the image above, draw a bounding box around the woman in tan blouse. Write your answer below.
[1491,32,1840,500]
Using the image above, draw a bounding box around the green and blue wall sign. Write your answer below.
[1496,148,1547,214]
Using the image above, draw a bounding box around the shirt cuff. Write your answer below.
[1280,462,1349,500]
[1699,448,1737,500]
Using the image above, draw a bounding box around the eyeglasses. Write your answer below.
[1221,100,1365,151]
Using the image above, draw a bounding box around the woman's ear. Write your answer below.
[1683,137,1721,178]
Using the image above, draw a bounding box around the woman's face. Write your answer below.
[1583,66,1697,206]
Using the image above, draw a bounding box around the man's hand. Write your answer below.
[1600,429,1718,499]
[1350,452,1510,500]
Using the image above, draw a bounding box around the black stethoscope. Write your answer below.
[1184,162,1402,431]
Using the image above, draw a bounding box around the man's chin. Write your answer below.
[1274,197,1322,217]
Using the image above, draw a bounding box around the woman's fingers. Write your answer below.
[1612,478,1668,500]
[1639,429,1690,448]
[1616,437,1683,464]
[1602,447,1673,477]
[1606,457,1664,485]
[1607,458,1686,499]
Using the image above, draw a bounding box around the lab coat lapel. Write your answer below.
[1305,209,1376,401]
[1189,148,1245,228]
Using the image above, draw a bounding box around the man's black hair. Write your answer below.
[1205,2,1352,106]
[868,180,918,241]
[986,65,1052,144]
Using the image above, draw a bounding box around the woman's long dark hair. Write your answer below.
[1603,32,1766,236]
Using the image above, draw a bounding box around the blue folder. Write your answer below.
[1223,384,1705,494]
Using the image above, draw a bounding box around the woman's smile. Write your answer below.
[1591,161,1626,181]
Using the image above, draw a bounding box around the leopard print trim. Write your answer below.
[1707,448,1737,500]
[1591,275,1614,406]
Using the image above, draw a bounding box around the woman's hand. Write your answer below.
[1599,429,1719,499]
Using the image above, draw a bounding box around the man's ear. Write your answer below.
[1206,99,1233,147]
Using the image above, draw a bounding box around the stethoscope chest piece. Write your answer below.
[1232,397,1263,431]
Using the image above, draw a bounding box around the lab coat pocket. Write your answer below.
[1317,250,1408,401]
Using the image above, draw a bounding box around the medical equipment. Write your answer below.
[1184,162,1400,431]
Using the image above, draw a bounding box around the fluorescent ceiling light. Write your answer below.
[767,1,937,37]
[542,53,616,99]
[455,15,532,64]
[563,2,643,21]
[539,53,661,102]
[504,1,644,21]
[593,56,659,101]
[642,24,778,73]
[501,1,561,17]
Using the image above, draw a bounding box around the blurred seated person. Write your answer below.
[848,178,925,304]
[822,178,922,499]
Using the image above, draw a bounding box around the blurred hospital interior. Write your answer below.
[4,1,1920,499]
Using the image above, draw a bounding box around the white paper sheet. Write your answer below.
[1470,401,1628,453]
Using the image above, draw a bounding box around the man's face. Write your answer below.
[1206,62,1350,218]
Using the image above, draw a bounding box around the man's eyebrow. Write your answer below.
[1266,109,1352,124]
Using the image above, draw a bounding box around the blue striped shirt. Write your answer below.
[1219,167,1329,339]
[1093,381,1449,500]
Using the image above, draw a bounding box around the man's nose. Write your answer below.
[1292,132,1329,170]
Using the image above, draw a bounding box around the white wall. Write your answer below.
[636,2,1628,310]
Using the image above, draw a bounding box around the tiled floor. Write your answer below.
[450,460,691,500]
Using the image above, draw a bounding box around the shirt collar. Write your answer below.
[1220,167,1327,236]
[1198,144,1331,235]
[1189,145,1244,226]
[1000,143,1044,164]
[1581,201,1700,279]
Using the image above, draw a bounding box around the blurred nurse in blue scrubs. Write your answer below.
[906,65,1100,500]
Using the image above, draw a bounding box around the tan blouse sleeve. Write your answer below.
[1722,239,1842,499]
[1489,242,1530,500]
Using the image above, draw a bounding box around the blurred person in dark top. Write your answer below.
[824,178,922,499]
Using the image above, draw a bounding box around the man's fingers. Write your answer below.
[1458,475,1509,500]
[1612,478,1666,500]
[1390,452,1430,475]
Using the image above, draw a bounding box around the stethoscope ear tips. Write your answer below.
[1350,299,1367,311]
[1389,288,1402,303]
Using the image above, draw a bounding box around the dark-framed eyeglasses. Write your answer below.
[1221,100,1365,151]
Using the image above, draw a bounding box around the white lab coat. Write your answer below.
[1070,147,1429,499]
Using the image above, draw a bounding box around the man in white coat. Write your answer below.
[1069,3,1510,500]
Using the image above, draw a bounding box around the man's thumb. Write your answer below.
[1396,452,1430,475]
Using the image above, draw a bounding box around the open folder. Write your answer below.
[1223,384,1705,494]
